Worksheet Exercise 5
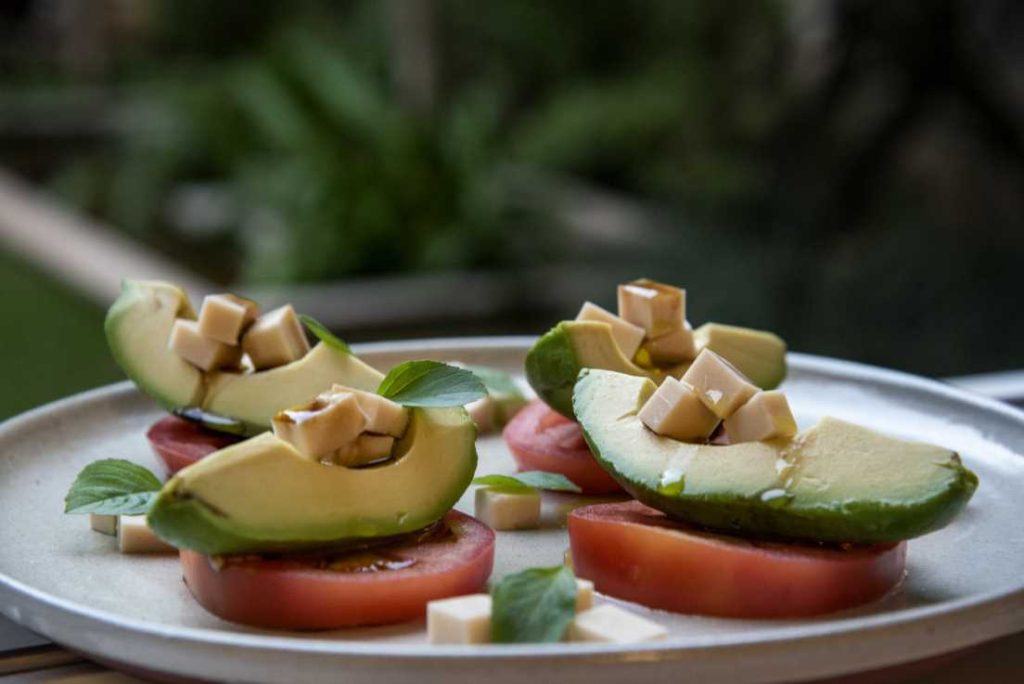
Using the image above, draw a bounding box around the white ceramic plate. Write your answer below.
[1,337,1022,684]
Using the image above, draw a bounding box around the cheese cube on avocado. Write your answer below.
[474,488,541,530]
[567,604,667,643]
[724,390,797,443]
[681,349,758,418]
[576,302,645,360]
[638,376,719,441]
[198,294,259,345]
[333,434,395,467]
[643,326,696,365]
[327,385,409,437]
[169,319,243,371]
[272,392,366,460]
[242,305,310,370]
[427,594,492,644]
[617,279,684,338]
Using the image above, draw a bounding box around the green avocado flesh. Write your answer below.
[105,280,382,434]
[147,406,477,554]
[573,369,978,543]
[526,320,784,418]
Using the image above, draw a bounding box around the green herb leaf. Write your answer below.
[377,361,487,407]
[64,459,162,515]
[462,365,523,398]
[299,314,351,354]
[472,471,581,493]
[491,565,578,643]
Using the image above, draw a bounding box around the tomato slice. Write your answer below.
[569,501,906,618]
[503,399,622,495]
[146,416,241,475]
[180,510,495,630]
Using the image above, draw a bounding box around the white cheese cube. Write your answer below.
[90,513,117,536]
[272,392,367,460]
[643,326,696,365]
[575,578,595,612]
[474,488,541,531]
[327,385,409,437]
[197,293,259,345]
[333,433,396,467]
[638,377,720,441]
[576,302,645,360]
[681,348,759,418]
[118,516,175,554]
[567,604,667,644]
[168,319,243,371]
[241,304,310,370]
[617,279,685,337]
[427,594,492,644]
[466,396,496,432]
[723,390,798,443]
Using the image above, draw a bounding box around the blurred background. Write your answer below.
[1,0,1021,418]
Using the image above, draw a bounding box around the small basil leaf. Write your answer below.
[377,361,487,407]
[462,365,522,398]
[491,565,578,643]
[471,474,534,492]
[472,471,581,494]
[299,315,351,354]
[64,459,162,515]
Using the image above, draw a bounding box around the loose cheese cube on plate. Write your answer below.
[475,488,541,531]
[724,390,798,443]
[90,513,117,536]
[575,578,595,612]
[242,304,310,370]
[643,326,696,365]
[617,279,685,337]
[681,348,758,418]
[118,516,175,554]
[327,385,409,437]
[168,319,243,371]
[272,392,366,460]
[334,433,396,467]
[576,302,645,360]
[197,293,259,345]
[427,594,492,644]
[567,604,667,644]
[638,376,719,441]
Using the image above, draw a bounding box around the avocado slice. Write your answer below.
[526,319,783,419]
[573,369,978,543]
[148,406,477,555]
[105,280,204,411]
[105,280,383,434]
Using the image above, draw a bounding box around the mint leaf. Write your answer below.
[473,471,581,493]
[299,314,351,354]
[64,459,162,515]
[463,365,522,398]
[491,565,578,643]
[377,361,486,407]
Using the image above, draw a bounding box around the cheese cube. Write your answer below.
[272,392,366,460]
[617,279,685,337]
[723,390,798,443]
[466,396,496,432]
[638,377,720,441]
[681,349,758,418]
[328,385,409,437]
[427,594,492,644]
[197,293,259,345]
[643,326,696,365]
[575,578,595,612]
[567,604,667,644]
[474,488,541,530]
[168,319,243,371]
[333,433,396,467]
[576,302,645,360]
[90,513,117,536]
[118,516,175,554]
[241,305,310,370]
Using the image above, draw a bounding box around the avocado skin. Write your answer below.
[525,323,581,419]
[573,369,979,544]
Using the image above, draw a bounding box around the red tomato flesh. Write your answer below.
[180,510,495,630]
[503,399,622,494]
[146,416,240,475]
[569,501,906,618]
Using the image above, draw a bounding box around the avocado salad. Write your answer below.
[62,277,978,641]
